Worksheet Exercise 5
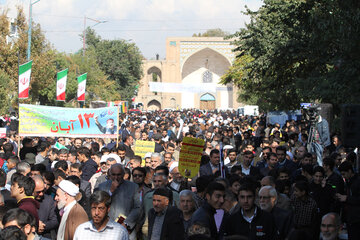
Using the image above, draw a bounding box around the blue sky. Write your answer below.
[2,0,263,59]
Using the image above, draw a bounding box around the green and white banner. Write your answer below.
[18,61,33,99]
[56,69,68,101]
[77,73,87,101]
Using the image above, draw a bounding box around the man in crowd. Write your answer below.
[169,162,187,193]
[148,187,184,240]
[191,181,225,240]
[10,174,39,223]
[73,190,129,240]
[225,149,239,169]
[78,147,97,181]
[241,150,262,180]
[69,163,91,198]
[55,180,88,240]
[276,146,297,175]
[150,153,163,170]
[336,161,360,239]
[260,176,290,210]
[260,152,278,177]
[223,184,279,239]
[259,185,293,239]
[320,212,342,240]
[129,155,142,170]
[2,208,38,240]
[32,175,58,239]
[200,149,227,176]
[179,189,196,236]
[98,164,140,240]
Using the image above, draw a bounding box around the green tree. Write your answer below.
[222,0,360,112]
[193,28,229,37]
[85,28,143,101]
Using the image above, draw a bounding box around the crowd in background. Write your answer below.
[0,109,358,240]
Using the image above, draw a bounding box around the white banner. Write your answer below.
[149,82,216,93]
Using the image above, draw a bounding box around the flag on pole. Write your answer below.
[18,60,33,99]
[77,73,87,101]
[56,69,68,101]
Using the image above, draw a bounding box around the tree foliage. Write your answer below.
[85,27,143,102]
[0,7,125,113]
[222,0,360,112]
[193,28,229,37]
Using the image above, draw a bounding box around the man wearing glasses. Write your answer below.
[258,186,293,240]
[32,175,58,239]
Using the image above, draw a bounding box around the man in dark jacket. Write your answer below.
[148,187,184,240]
[259,186,292,240]
[223,183,279,240]
[33,175,59,239]
[78,147,98,181]
[336,161,360,240]
[191,181,225,240]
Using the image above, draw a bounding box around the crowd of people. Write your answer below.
[0,109,358,240]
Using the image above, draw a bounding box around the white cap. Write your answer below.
[144,152,152,159]
[100,155,109,163]
[59,180,79,197]
[169,161,179,173]
[223,145,234,150]
[107,153,121,164]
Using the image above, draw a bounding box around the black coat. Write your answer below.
[38,194,59,239]
[191,202,220,239]
[271,207,293,240]
[81,158,98,181]
[344,174,360,224]
[148,206,184,240]
[223,207,279,240]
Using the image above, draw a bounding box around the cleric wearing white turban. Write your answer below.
[56,180,88,240]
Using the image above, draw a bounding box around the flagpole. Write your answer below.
[116,105,119,148]
[17,56,22,158]
[17,59,20,158]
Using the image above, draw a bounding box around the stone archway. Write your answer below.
[147,99,161,110]
[181,47,232,109]
[170,98,176,109]
[200,93,215,110]
[147,66,162,82]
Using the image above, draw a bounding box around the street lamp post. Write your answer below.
[27,0,40,61]
[83,16,107,56]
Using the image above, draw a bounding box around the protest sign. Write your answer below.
[19,104,118,138]
[134,140,155,158]
[179,137,204,178]
[0,128,6,138]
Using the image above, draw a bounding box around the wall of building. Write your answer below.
[135,37,243,110]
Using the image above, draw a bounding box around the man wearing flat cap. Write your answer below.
[55,180,88,240]
[148,187,184,240]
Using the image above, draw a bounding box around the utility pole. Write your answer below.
[83,16,107,56]
[27,0,40,61]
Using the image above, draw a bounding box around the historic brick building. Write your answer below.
[135,37,242,110]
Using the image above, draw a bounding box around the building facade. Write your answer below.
[135,37,243,110]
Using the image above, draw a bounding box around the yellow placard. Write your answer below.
[134,140,155,158]
[179,137,205,178]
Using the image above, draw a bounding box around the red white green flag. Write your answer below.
[56,69,68,101]
[18,60,33,99]
[77,73,87,101]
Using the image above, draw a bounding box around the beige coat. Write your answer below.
[64,203,88,240]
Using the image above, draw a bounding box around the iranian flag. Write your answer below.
[18,60,33,99]
[77,73,87,101]
[56,69,68,101]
